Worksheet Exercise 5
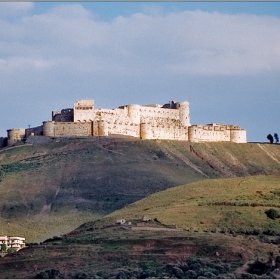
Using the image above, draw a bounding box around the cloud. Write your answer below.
[0,3,280,141]
[1,5,280,76]
[0,2,34,16]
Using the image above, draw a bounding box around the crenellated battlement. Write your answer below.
[5,99,247,144]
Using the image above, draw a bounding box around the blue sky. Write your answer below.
[1,2,280,142]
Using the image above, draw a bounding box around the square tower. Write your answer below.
[73,100,94,122]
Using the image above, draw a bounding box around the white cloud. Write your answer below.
[1,5,280,76]
[0,4,280,141]
[0,2,34,16]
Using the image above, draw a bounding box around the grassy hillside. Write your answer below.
[1,225,280,279]
[0,136,279,242]
[91,174,280,234]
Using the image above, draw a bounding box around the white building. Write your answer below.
[0,235,25,251]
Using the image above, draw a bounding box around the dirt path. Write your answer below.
[257,144,280,164]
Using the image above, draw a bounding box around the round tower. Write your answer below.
[7,128,26,145]
[43,121,55,137]
[98,120,108,136]
[188,126,197,142]
[127,104,140,124]
[176,101,190,127]
[140,123,151,139]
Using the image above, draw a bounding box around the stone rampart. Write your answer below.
[188,124,247,143]
[52,108,73,122]
[140,123,188,140]
[6,99,247,144]
[43,121,93,137]
[0,137,8,148]
[25,125,43,138]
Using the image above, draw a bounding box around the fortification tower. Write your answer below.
[43,121,55,137]
[230,126,247,143]
[127,104,140,123]
[74,100,94,122]
[176,101,190,127]
[98,120,108,136]
[140,123,151,139]
[7,128,26,145]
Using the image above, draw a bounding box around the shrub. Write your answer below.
[265,209,280,220]
[155,150,165,158]
[185,270,197,278]
[189,262,202,272]
[7,247,17,254]
[34,269,61,279]
[115,270,127,279]
[248,260,271,275]
[203,271,217,278]
[0,244,7,252]
[74,272,88,279]
[173,266,184,279]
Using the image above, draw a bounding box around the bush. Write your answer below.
[0,244,7,252]
[75,272,88,279]
[34,269,61,279]
[265,209,280,220]
[185,270,197,278]
[248,260,271,275]
[7,247,17,254]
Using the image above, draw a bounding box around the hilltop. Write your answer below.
[0,136,279,242]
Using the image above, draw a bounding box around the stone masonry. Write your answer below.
[5,99,247,145]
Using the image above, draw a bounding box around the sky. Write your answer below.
[1,2,280,142]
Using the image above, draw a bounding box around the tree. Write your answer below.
[267,134,273,144]
[265,208,280,220]
[0,243,7,252]
[274,133,279,144]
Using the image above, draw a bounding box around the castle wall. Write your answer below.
[106,122,139,137]
[0,137,8,148]
[95,108,139,137]
[188,124,247,143]
[138,106,180,123]
[95,108,130,124]
[25,125,43,137]
[53,122,93,137]
[43,121,93,137]
[52,108,73,122]
[140,123,188,140]
[6,99,246,143]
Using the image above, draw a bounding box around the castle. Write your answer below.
[4,99,247,146]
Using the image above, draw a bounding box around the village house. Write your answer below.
[0,235,26,251]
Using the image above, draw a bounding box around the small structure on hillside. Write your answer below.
[0,235,25,252]
[142,215,151,222]
[116,219,126,225]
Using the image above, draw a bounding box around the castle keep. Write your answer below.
[5,99,247,145]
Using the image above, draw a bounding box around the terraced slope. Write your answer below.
[0,136,279,242]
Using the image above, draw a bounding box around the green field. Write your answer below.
[100,174,280,234]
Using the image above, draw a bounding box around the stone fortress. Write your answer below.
[5,99,247,145]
